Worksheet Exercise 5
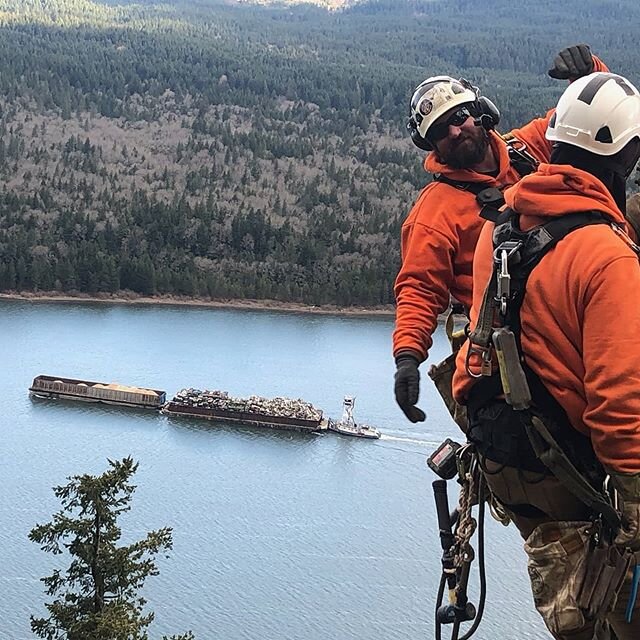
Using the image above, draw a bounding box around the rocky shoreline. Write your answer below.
[0,290,396,318]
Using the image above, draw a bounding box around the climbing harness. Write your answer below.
[460,208,638,633]
[465,208,623,530]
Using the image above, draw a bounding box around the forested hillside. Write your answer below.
[0,0,639,306]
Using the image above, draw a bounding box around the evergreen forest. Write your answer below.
[1,0,639,306]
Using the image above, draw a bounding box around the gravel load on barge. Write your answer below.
[162,388,325,432]
[29,375,166,409]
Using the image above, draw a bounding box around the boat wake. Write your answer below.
[379,434,437,446]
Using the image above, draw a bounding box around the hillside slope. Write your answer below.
[0,0,638,305]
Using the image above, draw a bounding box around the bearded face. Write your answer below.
[434,121,491,169]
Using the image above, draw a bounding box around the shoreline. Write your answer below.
[0,290,396,318]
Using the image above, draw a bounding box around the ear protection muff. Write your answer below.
[457,77,501,130]
[407,118,435,151]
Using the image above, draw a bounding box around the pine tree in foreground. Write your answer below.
[29,456,195,640]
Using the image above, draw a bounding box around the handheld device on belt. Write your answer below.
[428,439,462,480]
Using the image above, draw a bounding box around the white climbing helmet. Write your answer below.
[546,72,640,156]
[409,76,478,139]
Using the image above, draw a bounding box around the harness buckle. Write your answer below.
[465,343,493,378]
[506,137,539,176]
[493,240,522,314]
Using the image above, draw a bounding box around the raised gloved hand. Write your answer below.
[610,471,640,551]
[394,352,426,423]
[548,44,594,80]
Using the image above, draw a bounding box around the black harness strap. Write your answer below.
[467,209,622,530]
[493,210,611,343]
[503,135,539,179]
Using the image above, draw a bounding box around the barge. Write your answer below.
[29,375,166,409]
[327,396,381,439]
[162,388,325,433]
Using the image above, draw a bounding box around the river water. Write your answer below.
[1,299,549,639]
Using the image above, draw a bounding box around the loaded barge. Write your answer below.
[162,388,326,433]
[29,375,166,409]
[29,375,381,438]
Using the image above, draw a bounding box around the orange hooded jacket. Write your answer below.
[392,121,552,361]
[393,57,609,362]
[452,164,640,473]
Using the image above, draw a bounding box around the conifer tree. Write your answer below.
[29,457,194,640]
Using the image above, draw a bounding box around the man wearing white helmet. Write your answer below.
[393,45,608,424]
[453,71,640,638]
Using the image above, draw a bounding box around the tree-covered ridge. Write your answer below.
[0,0,639,306]
[0,97,417,304]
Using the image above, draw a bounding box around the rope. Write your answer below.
[453,466,478,569]
[434,449,488,640]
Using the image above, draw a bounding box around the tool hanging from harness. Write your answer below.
[433,133,540,223]
[465,207,623,533]
[429,441,490,640]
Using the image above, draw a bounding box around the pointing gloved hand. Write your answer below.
[610,471,640,551]
[394,352,426,423]
[548,44,594,80]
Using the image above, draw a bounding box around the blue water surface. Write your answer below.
[0,300,547,639]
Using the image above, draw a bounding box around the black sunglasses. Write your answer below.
[428,107,472,143]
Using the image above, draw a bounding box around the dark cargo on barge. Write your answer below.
[162,389,325,432]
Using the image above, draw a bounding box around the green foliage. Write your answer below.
[29,457,194,640]
[0,0,639,306]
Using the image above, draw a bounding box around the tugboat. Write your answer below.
[328,396,381,439]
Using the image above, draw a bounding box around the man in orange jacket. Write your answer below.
[393,45,608,423]
[453,72,640,639]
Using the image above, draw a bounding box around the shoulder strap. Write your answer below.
[432,173,489,196]
[495,210,610,336]
[471,208,610,354]
[432,132,539,222]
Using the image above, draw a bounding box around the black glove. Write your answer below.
[394,353,426,423]
[548,44,594,80]
[610,472,640,552]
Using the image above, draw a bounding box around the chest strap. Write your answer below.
[432,174,504,223]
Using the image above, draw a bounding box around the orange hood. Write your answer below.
[504,163,627,229]
[424,130,512,186]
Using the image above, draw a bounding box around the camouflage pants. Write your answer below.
[484,463,640,640]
